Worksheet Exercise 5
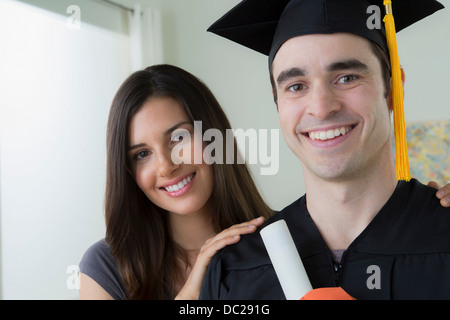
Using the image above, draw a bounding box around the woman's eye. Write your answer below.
[338,75,358,84]
[135,150,150,160]
[171,130,191,143]
[172,134,184,142]
[287,83,304,92]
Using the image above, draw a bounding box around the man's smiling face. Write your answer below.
[272,33,393,182]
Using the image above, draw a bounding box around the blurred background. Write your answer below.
[0,0,448,299]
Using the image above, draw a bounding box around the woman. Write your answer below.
[79,64,273,299]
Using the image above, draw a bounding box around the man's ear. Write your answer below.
[386,67,406,112]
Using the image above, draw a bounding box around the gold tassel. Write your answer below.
[383,0,411,181]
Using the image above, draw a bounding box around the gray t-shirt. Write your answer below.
[79,239,127,300]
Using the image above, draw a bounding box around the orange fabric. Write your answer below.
[300,287,356,300]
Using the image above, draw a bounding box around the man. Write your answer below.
[200,0,450,299]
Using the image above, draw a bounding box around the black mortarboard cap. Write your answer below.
[208,0,444,67]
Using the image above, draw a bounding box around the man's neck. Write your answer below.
[304,166,397,251]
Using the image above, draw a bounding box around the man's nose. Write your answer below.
[306,83,341,120]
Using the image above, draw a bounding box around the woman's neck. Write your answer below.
[168,208,216,294]
[168,208,216,253]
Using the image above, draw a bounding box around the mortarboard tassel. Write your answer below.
[383,0,411,181]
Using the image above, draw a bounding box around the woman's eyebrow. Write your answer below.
[128,143,146,152]
[163,121,192,136]
[127,121,192,152]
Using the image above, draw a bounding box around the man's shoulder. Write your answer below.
[400,179,450,218]
[363,179,450,254]
[218,196,306,271]
[406,179,450,236]
[217,218,275,271]
[375,179,450,234]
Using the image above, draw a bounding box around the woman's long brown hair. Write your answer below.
[105,64,273,299]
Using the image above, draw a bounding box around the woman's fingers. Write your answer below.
[200,217,266,259]
[428,181,450,207]
[204,216,265,244]
[427,181,440,190]
[174,216,266,300]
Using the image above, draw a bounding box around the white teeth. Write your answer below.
[164,173,195,192]
[334,128,340,137]
[308,126,352,141]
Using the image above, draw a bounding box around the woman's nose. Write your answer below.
[157,150,179,177]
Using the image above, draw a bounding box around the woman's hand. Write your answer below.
[428,181,450,207]
[175,216,266,300]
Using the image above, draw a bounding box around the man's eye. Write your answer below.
[338,75,358,83]
[288,83,304,92]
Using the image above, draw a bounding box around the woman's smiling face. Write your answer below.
[127,96,214,216]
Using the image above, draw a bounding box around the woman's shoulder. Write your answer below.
[79,239,127,300]
[81,238,110,258]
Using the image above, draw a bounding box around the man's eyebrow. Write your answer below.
[326,59,369,73]
[276,67,306,86]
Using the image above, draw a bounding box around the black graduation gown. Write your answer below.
[199,179,450,300]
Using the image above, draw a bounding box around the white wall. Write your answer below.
[0,0,131,299]
[397,6,450,121]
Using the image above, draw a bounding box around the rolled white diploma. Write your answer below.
[260,219,313,300]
